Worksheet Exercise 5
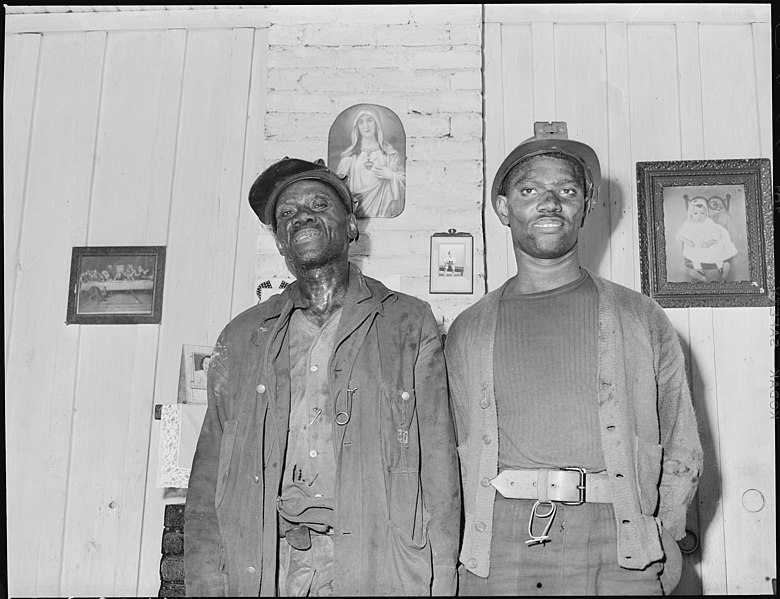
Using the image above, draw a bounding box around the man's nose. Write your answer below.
[538,189,562,211]
[292,207,316,225]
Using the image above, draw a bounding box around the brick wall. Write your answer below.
[257,4,484,330]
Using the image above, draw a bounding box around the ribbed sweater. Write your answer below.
[495,271,604,471]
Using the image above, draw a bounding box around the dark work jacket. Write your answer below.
[184,265,460,596]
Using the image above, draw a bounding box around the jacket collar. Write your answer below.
[250,262,393,345]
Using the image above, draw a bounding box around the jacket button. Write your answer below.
[475,521,486,532]
[479,399,490,409]
[482,435,491,445]
[481,477,491,487]
[401,391,410,400]
[467,558,478,568]
[256,384,266,394]
[247,566,256,574]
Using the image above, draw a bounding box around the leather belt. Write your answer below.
[491,467,612,505]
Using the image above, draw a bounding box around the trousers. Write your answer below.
[277,531,335,597]
[459,494,663,596]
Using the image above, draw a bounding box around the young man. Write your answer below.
[184,158,460,596]
[446,123,702,595]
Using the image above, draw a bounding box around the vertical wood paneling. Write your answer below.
[688,308,727,595]
[500,24,534,151]
[137,27,259,596]
[604,23,636,289]
[530,22,555,119]
[483,21,508,290]
[86,30,185,245]
[232,27,269,318]
[5,30,106,597]
[711,310,775,594]
[497,23,535,284]
[750,22,772,159]
[675,23,705,159]
[151,27,256,422]
[554,24,611,277]
[3,33,41,359]
[699,25,760,158]
[698,24,770,593]
[58,29,185,596]
[60,328,160,594]
[626,24,682,161]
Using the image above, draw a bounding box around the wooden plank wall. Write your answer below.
[3,15,268,596]
[484,4,774,595]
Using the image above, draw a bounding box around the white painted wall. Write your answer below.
[4,9,268,596]
[259,4,485,329]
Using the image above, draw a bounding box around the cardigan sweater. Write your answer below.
[445,269,703,577]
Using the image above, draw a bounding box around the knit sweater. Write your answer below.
[445,269,703,577]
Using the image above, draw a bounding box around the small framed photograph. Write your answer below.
[66,246,166,324]
[429,229,474,294]
[636,159,774,307]
[178,344,213,404]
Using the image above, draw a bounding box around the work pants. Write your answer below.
[277,532,335,597]
[459,494,663,596]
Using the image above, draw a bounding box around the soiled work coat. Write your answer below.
[184,265,460,596]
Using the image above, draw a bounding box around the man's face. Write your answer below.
[495,155,587,261]
[274,179,357,271]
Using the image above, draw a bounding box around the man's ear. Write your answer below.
[494,195,510,226]
[274,233,286,257]
[347,214,359,242]
[580,202,589,227]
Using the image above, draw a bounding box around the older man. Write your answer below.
[185,158,460,596]
[446,123,702,595]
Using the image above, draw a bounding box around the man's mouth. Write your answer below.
[533,217,565,229]
[293,228,322,243]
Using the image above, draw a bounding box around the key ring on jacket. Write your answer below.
[526,500,557,546]
[335,387,358,425]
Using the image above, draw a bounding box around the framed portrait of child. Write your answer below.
[637,158,773,307]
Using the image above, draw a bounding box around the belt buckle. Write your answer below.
[559,467,586,505]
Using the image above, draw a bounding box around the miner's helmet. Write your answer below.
[491,122,601,218]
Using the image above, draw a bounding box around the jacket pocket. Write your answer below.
[634,435,663,515]
[376,520,432,596]
[380,385,418,472]
[215,420,239,509]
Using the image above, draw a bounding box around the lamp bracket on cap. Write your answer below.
[533,121,569,139]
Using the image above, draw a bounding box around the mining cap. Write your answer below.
[248,157,354,228]
[491,122,601,216]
